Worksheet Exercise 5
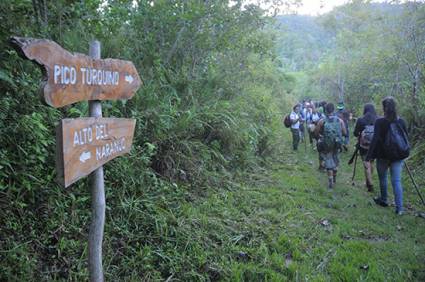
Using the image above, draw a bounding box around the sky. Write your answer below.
[242,0,353,16]
[295,0,350,15]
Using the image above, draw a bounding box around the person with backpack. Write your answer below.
[366,97,409,215]
[315,103,347,189]
[289,104,301,151]
[316,106,326,170]
[353,103,377,192]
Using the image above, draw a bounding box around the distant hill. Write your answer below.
[274,14,333,71]
[274,3,404,71]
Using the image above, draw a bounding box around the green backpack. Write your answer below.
[322,116,342,151]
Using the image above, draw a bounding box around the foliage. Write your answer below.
[275,14,334,71]
[0,0,295,280]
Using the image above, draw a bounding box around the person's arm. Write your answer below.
[339,118,347,136]
[314,119,323,137]
[365,120,380,161]
[353,118,362,137]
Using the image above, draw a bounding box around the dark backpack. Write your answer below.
[283,115,292,128]
[383,120,410,160]
[322,116,342,151]
[359,124,374,149]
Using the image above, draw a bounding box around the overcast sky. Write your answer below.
[242,0,354,16]
[296,0,350,15]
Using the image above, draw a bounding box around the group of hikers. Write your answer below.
[284,96,410,215]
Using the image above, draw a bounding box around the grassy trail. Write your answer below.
[181,131,425,281]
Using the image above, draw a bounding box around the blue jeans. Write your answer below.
[376,159,404,212]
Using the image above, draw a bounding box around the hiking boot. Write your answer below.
[366,183,374,192]
[396,210,404,216]
[373,197,388,207]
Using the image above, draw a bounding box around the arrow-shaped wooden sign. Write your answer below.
[56,117,136,187]
[10,37,142,108]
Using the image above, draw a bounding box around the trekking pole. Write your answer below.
[351,150,358,185]
[404,162,425,206]
[348,146,359,165]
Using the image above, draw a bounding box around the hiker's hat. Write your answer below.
[337,103,345,110]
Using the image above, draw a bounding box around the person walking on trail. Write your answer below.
[315,103,347,189]
[307,106,322,148]
[366,97,410,215]
[290,104,301,151]
[337,102,350,151]
[353,103,377,192]
[316,106,326,170]
[299,103,306,142]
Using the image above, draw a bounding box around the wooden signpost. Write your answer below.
[56,118,136,188]
[10,37,141,108]
[11,37,141,282]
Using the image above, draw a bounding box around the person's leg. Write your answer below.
[363,160,373,191]
[323,152,336,188]
[390,160,404,214]
[299,125,304,142]
[291,128,299,150]
[376,159,389,204]
[332,150,339,183]
[363,161,368,183]
[327,169,333,189]
[309,129,313,145]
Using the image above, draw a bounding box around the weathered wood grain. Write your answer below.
[56,117,136,187]
[10,37,142,108]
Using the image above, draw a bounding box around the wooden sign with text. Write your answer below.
[10,37,142,108]
[56,118,136,187]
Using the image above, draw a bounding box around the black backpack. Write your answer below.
[283,115,292,128]
[383,120,410,160]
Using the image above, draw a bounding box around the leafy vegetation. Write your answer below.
[1,0,424,281]
[0,0,293,280]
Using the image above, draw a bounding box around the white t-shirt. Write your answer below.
[305,110,313,123]
[290,111,300,129]
[311,113,321,123]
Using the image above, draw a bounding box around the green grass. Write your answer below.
[2,132,424,281]
[173,132,425,281]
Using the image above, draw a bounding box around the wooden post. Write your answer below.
[10,36,141,280]
[88,40,105,282]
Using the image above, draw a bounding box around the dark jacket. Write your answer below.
[366,117,408,161]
